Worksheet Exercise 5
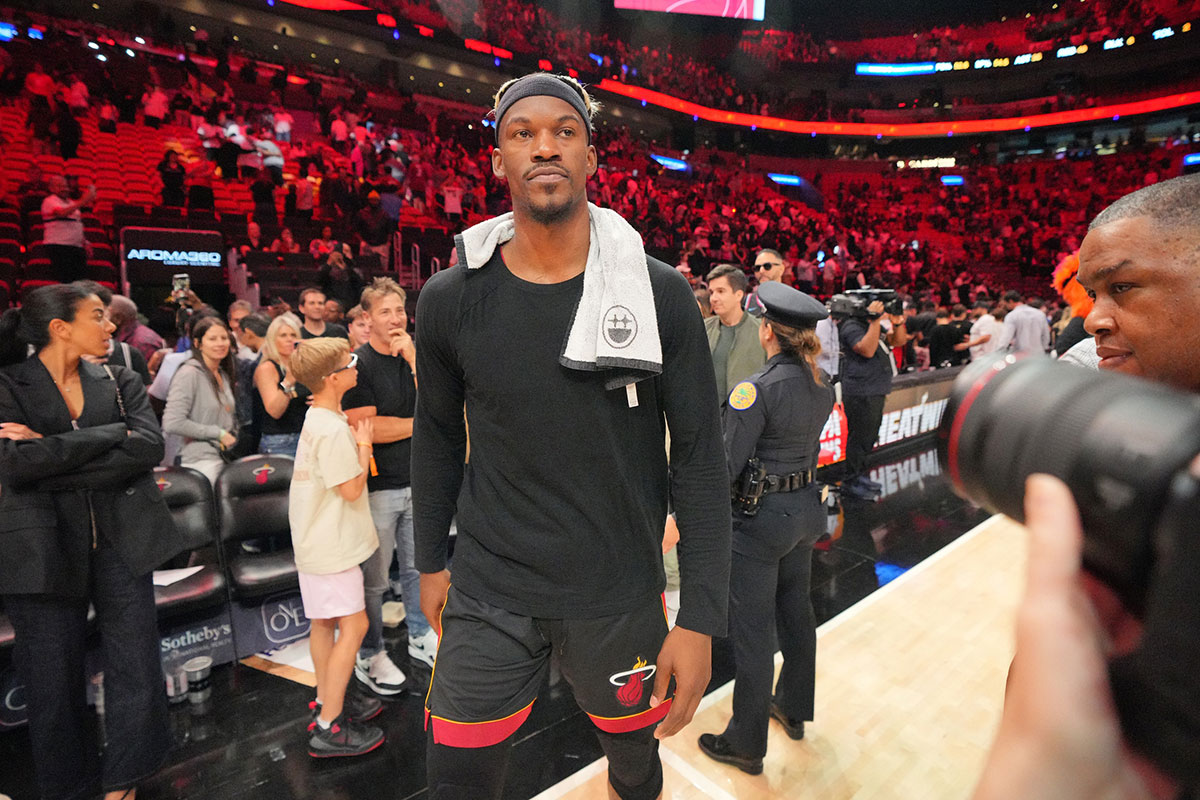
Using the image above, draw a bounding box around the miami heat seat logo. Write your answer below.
[253,463,276,485]
[609,657,656,708]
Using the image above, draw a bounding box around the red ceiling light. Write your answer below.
[376,13,396,27]
[597,80,1200,138]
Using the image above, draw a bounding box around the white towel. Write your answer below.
[455,203,662,389]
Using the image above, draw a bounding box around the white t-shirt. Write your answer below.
[273,111,293,135]
[289,407,378,575]
[969,314,1003,361]
[41,195,85,247]
[330,119,349,142]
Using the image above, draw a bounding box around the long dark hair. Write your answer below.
[188,316,238,394]
[0,284,94,367]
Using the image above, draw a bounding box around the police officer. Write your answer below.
[698,281,835,774]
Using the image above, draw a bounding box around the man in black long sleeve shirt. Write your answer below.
[412,73,730,800]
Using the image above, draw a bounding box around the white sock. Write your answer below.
[317,717,332,730]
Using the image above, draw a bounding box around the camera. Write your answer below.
[938,353,1200,785]
[829,287,903,319]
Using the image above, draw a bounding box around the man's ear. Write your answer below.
[492,146,506,181]
[586,143,597,179]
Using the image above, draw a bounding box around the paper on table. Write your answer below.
[152,566,205,586]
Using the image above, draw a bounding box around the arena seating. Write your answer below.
[152,466,229,620]
[216,455,299,601]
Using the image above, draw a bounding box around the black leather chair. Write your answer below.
[216,455,298,600]
[152,466,228,618]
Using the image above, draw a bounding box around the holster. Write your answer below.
[732,457,768,517]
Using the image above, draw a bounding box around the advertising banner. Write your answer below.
[120,227,225,287]
[819,370,958,466]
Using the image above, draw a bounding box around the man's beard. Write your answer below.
[525,191,579,226]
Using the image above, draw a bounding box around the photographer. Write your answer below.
[837,298,906,500]
[972,174,1200,799]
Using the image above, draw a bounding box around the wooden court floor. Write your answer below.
[534,515,1027,800]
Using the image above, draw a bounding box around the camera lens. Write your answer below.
[937,353,1200,611]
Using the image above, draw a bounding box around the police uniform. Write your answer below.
[699,282,835,772]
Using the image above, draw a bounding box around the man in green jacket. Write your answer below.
[704,264,765,405]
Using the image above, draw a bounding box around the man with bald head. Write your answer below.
[974,173,1200,799]
[109,295,164,364]
[1076,173,1200,392]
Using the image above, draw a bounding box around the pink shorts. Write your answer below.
[297,566,366,620]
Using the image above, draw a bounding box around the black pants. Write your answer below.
[4,543,170,799]
[842,393,886,481]
[45,244,88,284]
[722,490,822,757]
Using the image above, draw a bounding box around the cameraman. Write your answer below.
[838,299,906,500]
[974,174,1200,799]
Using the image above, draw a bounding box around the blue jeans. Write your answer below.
[259,432,300,458]
[361,487,431,657]
[4,542,170,799]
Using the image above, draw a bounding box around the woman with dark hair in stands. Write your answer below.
[158,149,188,208]
[270,227,301,254]
[161,316,238,485]
[0,284,185,800]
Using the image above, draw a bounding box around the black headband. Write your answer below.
[494,74,592,143]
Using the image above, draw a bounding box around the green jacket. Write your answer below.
[705,312,766,403]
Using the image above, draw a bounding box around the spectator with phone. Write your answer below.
[253,312,309,457]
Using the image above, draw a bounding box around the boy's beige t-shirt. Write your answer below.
[288,406,378,574]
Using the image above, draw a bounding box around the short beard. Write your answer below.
[524,192,580,226]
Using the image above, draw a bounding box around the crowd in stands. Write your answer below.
[1,3,1195,337]
[374,0,1199,119]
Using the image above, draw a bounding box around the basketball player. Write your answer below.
[411,73,731,799]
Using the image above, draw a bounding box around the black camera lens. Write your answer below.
[937,353,1200,613]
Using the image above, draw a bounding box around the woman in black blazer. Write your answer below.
[0,284,187,800]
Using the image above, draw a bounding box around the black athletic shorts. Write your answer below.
[425,586,674,747]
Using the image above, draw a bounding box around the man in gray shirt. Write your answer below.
[996,290,1051,355]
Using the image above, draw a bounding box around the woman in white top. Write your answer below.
[162,317,238,484]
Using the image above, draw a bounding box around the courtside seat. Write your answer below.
[152,466,228,618]
[216,455,298,600]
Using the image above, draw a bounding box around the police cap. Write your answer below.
[746,281,828,329]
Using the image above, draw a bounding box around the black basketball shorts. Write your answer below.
[424,586,674,747]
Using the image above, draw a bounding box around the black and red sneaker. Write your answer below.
[307,692,384,731]
[308,715,385,758]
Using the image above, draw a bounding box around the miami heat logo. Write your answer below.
[155,477,172,492]
[602,305,637,350]
[609,657,656,708]
[253,464,276,485]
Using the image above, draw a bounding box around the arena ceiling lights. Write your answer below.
[597,80,1200,139]
[857,20,1192,76]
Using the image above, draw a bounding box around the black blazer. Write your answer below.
[0,357,186,595]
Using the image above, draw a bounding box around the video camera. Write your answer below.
[829,288,903,319]
[938,353,1200,786]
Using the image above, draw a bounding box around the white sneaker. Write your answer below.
[407,628,439,669]
[354,650,407,696]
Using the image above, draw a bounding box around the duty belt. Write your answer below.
[762,470,815,494]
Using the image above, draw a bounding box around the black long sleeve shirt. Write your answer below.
[412,250,731,636]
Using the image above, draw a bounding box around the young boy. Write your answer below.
[287,336,386,757]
